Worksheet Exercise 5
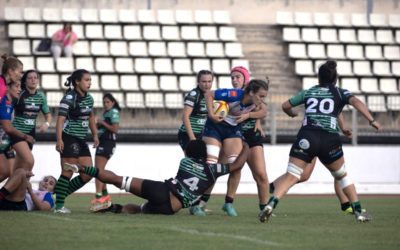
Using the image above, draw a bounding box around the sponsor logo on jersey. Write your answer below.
[299,139,310,150]
[189,90,196,96]
[229,90,238,97]
[60,103,69,109]
[66,95,73,99]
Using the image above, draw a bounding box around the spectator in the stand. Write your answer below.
[51,23,78,61]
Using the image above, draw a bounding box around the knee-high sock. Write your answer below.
[54,175,70,209]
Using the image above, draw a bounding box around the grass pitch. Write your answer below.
[1,194,399,250]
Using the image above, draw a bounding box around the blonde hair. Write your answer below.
[1,54,23,76]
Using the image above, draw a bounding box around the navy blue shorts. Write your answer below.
[0,199,27,211]
[202,119,242,143]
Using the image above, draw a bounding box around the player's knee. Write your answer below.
[331,164,346,180]
[287,162,303,180]
[338,176,353,189]
[206,145,220,164]
[226,154,238,164]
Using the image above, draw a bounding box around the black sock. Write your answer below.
[259,203,267,211]
[0,187,11,201]
[225,196,234,204]
[269,182,275,194]
[341,202,351,211]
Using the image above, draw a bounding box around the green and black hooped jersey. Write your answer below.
[12,90,50,134]
[289,85,353,133]
[178,87,208,134]
[58,90,94,139]
[98,108,120,141]
[241,118,257,133]
[166,157,230,208]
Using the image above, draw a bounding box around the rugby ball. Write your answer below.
[213,100,229,118]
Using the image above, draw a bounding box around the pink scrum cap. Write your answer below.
[231,66,250,86]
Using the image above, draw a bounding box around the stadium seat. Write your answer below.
[314,60,326,73]
[158,10,176,24]
[173,59,192,74]
[126,92,145,108]
[19,56,35,72]
[46,91,64,107]
[75,57,94,72]
[179,76,197,91]
[346,45,364,59]
[23,8,41,21]
[137,9,156,23]
[56,57,74,73]
[140,75,159,91]
[365,45,383,60]
[276,11,294,25]
[148,41,167,56]
[120,75,139,91]
[367,95,387,112]
[86,24,103,39]
[340,78,360,93]
[91,92,103,108]
[218,76,232,89]
[181,26,199,40]
[12,39,31,55]
[135,58,153,73]
[200,26,218,41]
[91,41,109,56]
[8,23,26,38]
[124,25,142,40]
[308,44,326,59]
[388,14,400,27]
[206,42,225,57]
[320,28,338,43]
[165,93,184,109]
[295,12,313,26]
[360,78,379,93]
[143,25,161,40]
[212,59,230,74]
[387,95,400,111]
[167,42,186,57]
[129,42,148,56]
[27,24,45,38]
[62,8,80,22]
[72,24,84,39]
[192,58,211,73]
[357,29,375,43]
[282,27,301,42]
[89,75,100,91]
[4,7,23,21]
[302,28,319,42]
[110,92,125,107]
[289,44,307,58]
[351,13,369,27]
[41,74,60,90]
[175,10,194,24]
[396,30,400,43]
[313,12,332,26]
[225,43,244,57]
[105,25,123,39]
[119,9,136,23]
[338,29,357,43]
[99,9,118,23]
[213,10,231,24]
[353,61,372,76]
[392,61,400,76]
[231,59,250,70]
[96,58,114,73]
[373,61,391,76]
[73,41,90,56]
[46,24,63,38]
[154,58,173,73]
[110,41,128,56]
[383,45,400,60]
[81,9,99,22]
[160,75,179,91]
[370,13,387,27]
[336,60,353,76]
[295,60,314,75]
[42,8,61,22]
[327,44,345,59]
[145,93,164,108]
[302,77,318,89]
[162,26,180,40]
[219,27,237,41]
[36,57,55,72]
[100,75,120,90]
[333,13,351,27]
[376,30,395,44]
[31,39,51,56]
[194,10,213,24]
[380,78,398,93]
[115,58,134,73]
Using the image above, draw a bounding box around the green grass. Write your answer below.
[1,194,399,250]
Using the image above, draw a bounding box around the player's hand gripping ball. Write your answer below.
[213,100,229,118]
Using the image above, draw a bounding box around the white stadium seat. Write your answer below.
[43,8,61,22]
[126,92,145,108]
[24,8,41,21]
[154,58,173,74]
[4,7,23,21]
[62,8,80,22]
[36,57,55,72]
[194,10,213,24]
[137,9,156,23]
[101,75,120,90]
[162,26,180,40]
[119,9,136,23]
[100,9,118,23]
[135,58,153,73]
[115,58,134,73]
[75,58,94,72]
[160,75,179,91]
[120,75,139,91]
[175,10,194,24]
[173,59,192,74]
[56,57,74,73]
[96,58,114,73]
[143,25,161,40]
[167,42,186,57]
[81,9,99,22]
[145,93,164,108]
[124,25,142,40]
[105,25,123,39]
[213,10,231,24]
[41,74,60,90]
[158,10,176,24]
[165,93,184,109]
[140,75,159,91]
[129,42,148,56]
[13,39,31,55]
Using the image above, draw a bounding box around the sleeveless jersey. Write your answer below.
[25,190,54,211]
[58,90,94,139]
[289,85,353,133]
[12,90,50,134]
[214,88,256,126]
[0,76,7,102]
[179,87,208,134]
[98,108,120,141]
[166,157,229,208]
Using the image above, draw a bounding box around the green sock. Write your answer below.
[66,176,86,196]
[102,189,108,196]
[267,196,279,209]
[84,166,99,177]
[54,175,70,209]
[351,201,362,213]
[95,193,102,199]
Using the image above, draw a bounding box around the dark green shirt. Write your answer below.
[179,87,208,134]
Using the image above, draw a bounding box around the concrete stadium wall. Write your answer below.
[27,143,400,194]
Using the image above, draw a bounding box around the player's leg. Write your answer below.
[0,154,10,183]
[334,179,353,214]
[12,141,34,172]
[0,168,28,202]
[92,155,110,204]
[54,156,76,213]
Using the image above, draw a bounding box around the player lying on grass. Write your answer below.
[63,139,249,215]
[0,168,56,211]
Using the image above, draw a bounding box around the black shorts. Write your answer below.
[5,148,16,159]
[140,180,174,215]
[289,129,343,165]
[178,131,202,151]
[242,129,264,148]
[10,129,35,150]
[0,199,27,211]
[95,140,116,159]
[60,132,91,158]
